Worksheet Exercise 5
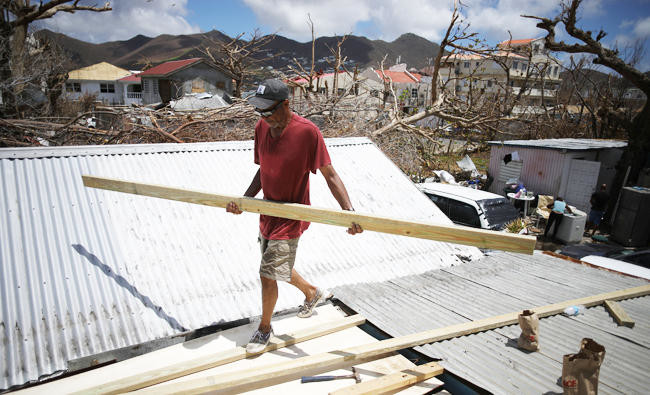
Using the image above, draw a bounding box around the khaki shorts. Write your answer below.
[259,234,299,282]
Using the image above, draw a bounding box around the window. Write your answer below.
[142,79,151,92]
[521,62,527,71]
[487,80,493,87]
[476,61,480,67]
[449,200,481,228]
[65,82,81,92]
[553,66,559,76]
[153,80,159,95]
[411,88,418,98]
[513,61,519,69]
[509,80,515,87]
[100,83,115,93]
[533,44,540,53]
[464,62,470,68]
[425,193,450,216]
[192,79,206,93]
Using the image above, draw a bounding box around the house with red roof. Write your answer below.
[139,58,234,105]
[118,72,143,106]
[360,64,432,113]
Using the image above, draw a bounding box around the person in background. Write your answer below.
[544,197,573,240]
[586,184,609,236]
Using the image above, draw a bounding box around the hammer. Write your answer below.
[301,367,361,384]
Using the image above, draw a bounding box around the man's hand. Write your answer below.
[226,201,242,215]
[347,222,363,235]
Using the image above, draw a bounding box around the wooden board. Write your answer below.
[15,307,364,395]
[73,315,365,395]
[331,361,444,395]
[82,175,536,254]
[604,300,635,328]
[135,284,650,394]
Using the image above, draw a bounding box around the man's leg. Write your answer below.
[289,268,317,302]
[544,213,556,237]
[259,276,278,332]
[552,215,563,239]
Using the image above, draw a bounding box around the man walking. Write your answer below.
[226,79,362,354]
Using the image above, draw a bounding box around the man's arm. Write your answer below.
[226,169,261,214]
[320,164,362,235]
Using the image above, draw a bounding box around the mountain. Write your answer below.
[37,29,440,72]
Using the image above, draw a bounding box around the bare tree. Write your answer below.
[201,29,278,98]
[524,0,650,223]
[1,1,111,114]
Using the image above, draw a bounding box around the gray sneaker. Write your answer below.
[246,327,273,354]
[297,288,330,318]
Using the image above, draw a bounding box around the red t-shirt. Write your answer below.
[254,114,331,239]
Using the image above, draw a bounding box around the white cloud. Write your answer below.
[242,0,453,42]
[462,0,560,42]
[242,0,373,42]
[39,0,200,43]
[633,16,650,37]
[242,0,565,44]
[365,0,454,42]
[580,0,606,17]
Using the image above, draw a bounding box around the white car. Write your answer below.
[416,182,520,231]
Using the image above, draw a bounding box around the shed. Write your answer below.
[487,138,627,212]
[138,58,234,105]
[0,137,481,390]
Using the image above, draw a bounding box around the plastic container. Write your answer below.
[563,305,585,316]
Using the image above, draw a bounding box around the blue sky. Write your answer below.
[40,0,650,70]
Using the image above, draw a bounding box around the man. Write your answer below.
[226,79,362,354]
[586,184,609,236]
[544,197,572,240]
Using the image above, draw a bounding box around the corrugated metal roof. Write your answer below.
[487,138,627,151]
[139,58,202,77]
[334,251,650,394]
[0,137,482,390]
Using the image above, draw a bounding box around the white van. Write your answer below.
[416,182,519,230]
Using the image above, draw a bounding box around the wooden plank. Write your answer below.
[604,300,635,328]
[135,284,650,394]
[81,175,536,254]
[331,362,444,395]
[70,314,365,395]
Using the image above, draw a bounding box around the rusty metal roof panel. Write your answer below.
[334,251,650,394]
[0,137,481,390]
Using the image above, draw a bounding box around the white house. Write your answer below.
[65,62,133,105]
[360,64,431,112]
